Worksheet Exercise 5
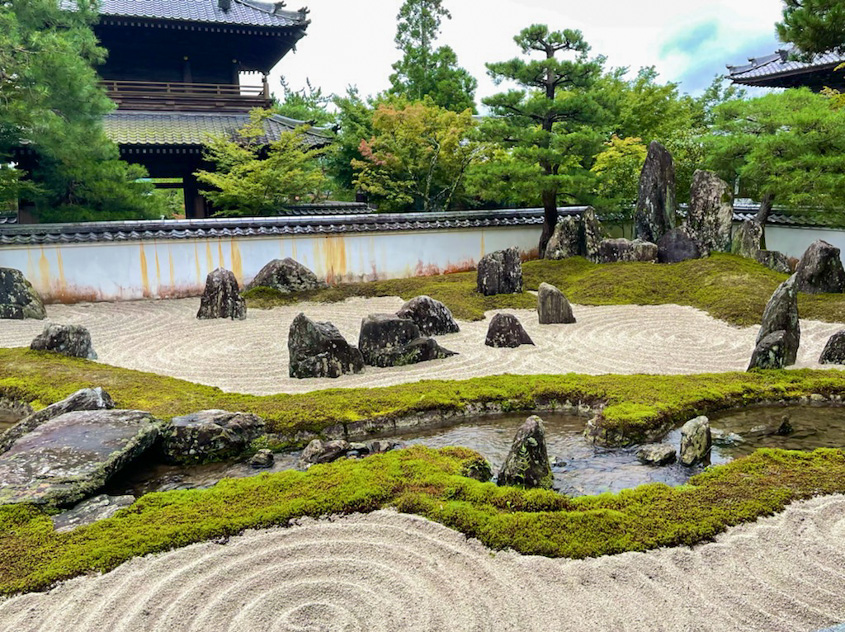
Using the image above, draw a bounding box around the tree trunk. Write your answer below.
[539,189,558,258]
[756,192,774,250]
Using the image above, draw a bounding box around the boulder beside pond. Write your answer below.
[396,295,459,335]
[756,274,800,366]
[288,313,365,379]
[679,416,711,467]
[636,443,677,466]
[794,240,845,294]
[0,267,46,320]
[477,248,523,296]
[497,416,553,489]
[749,330,792,370]
[485,313,534,348]
[537,282,575,324]
[30,324,97,360]
[245,258,326,293]
[197,268,246,320]
[161,410,266,464]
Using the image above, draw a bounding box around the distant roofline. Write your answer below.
[727,47,845,86]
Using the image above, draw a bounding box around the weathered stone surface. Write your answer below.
[596,238,658,263]
[636,443,677,466]
[755,250,792,274]
[396,295,459,335]
[245,258,327,293]
[794,240,845,294]
[0,388,114,455]
[249,449,275,469]
[537,282,575,324]
[679,416,711,466]
[748,330,791,370]
[30,324,97,360]
[820,331,845,365]
[582,207,604,262]
[162,410,265,464]
[634,141,677,243]
[301,439,350,466]
[365,439,404,454]
[288,313,365,379]
[545,209,604,261]
[0,268,46,320]
[51,494,135,533]
[358,314,456,367]
[731,220,763,259]
[711,429,744,447]
[0,409,163,506]
[497,415,553,489]
[196,268,246,320]
[686,170,733,255]
[477,248,523,295]
[756,275,800,366]
[657,228,701,264]
[485,313,534,348]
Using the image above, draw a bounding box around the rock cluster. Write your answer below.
[748,275,800,370]
[245,258,326,293]
[545,208,603,261]
[358,314,456,368]
[497,416,553,489]
[477,248,523,295]
[596,238,658,264]
[657,228,700,264]
[161,410,265,464]
[731,220,763,260]
[485,313,534,348]
[396,296,459,335]
[794,240,845,294]
[197,268,246,320]
[679,416,711,466]
[288,313,364,379]
[634,141,677,243]
[636,443,677,466]
[0,267,46,320]
[537,283,575,324]
[299,438,403,467]
[30,324,97,360]
[820,331,845,365]
[685,170,733,255]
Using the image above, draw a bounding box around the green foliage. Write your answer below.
[352,99,487,211]
[196,109,328,216]
[389,0,477,113]
[1,444,845,593]
[324,88,376,195]
[0,0,163,220]
[272,77,336,127]
[777,0,845,56]
[590,135,647,219]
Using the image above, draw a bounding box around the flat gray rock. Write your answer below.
[51,494,135,533]
[0,409,163,507]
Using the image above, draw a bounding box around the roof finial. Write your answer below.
[273,1,286,14]
[218,0,232,11]
[298,6,310,19]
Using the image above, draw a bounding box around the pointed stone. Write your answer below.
[497,416,553,489]
[794,240,845,294]
[731,220,763,259]
[288,313,364,379]
[820,331,845,365]
[686,170,733,255]
[634,141,677,243]
[537,283,575,324]
[197,268,246,320]
[245,258,326,293]
[756,275,800,366]
[485,313,534,348]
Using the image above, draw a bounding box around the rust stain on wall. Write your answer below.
[322,236,348,285]
[217,241,225,269]
[38,249,50,289]
[56,250,68,295]
[140,245,151,297]
[194,244,201,285]
[205,242,214,274]
[154,247,162,289]
[230,240,243,284]
[169,252,176,289]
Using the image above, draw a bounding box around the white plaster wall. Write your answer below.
[0,226,540,303]
[764,225,845,265]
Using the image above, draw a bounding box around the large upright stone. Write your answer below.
[0,410,163,506]
[396,296,460,335]
[0,268,46,320]
[544,208,603,261]
[581,207,604,262]
[756,275,800,366]
[30,324,97,360]
[197,268,246,320]
[537,283,575,324]
[749,330,792,370]
[0,388,114,455]
[820,331,845,365]
[634,141,677,243]
[731,220,763,259]
[477,248,523,296]
[485,313,534,348]
[685,170,734,255]
[679,416,711,466]
[245,258,326,293]
[497,416,553,489]
[358,314,455,367]
[657,228,701,264]
[161,410,266,464]
[794,240,845,294]
[288,313,364,379]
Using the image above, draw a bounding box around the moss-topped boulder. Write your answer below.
[497,415,553,489]
[0,268,45,320]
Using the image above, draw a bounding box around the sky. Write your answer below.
[269,0,786,106]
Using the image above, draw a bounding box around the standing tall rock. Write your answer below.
[794,240,845,294]
[686,170,734,255]
[634,142,677,244]
[197,268,246,320]
[477,248,523,296]
[755,275,800,366]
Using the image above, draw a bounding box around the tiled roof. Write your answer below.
[727,48,845,83]
[103,111,331,146]
[62,0,308,28]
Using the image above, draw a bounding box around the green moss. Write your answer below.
[1,445,844,594]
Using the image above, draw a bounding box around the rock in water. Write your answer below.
[748,330,791,370]
[794,240,845,294]
[756,275,800,366]
[544,208,604,261]
[537,282,575,324]
[497,416,553,489]
[755,250,792,274]
[245,258,326,293]
[477,248,523,295]
[300,439,350,466]
[685,170,733,255]
[0,387,114,455]
[679,416,711,466]
[596,238,658,263]
[636,443,677,466]
[250,449,275,469]
[731,220,763,259]
[0,267,46,320]
[197,268,246,320]
[820,331,845,365]
[395,295,460,335]
[288,313,364,379]
[485,313,534,348]
[30,324,97,359]
[634,141,677,243]
[657,228,701,264]
[51,494,135,533]
[358,314,456,367]
[161,410,266,464]
[0,410,163,506]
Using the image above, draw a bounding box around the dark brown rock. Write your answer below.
[756,275,800,366]
[497,416,553,489]
[820,331,845,365]
[30,324,97,359]
[794,240,845,294]
[657,228,701,264]
[162,410,265,464]
[396,295,459,335]
[245,258,326,293]
[477,248,523,295]
[0,267,46,320]
[634,141,677,243]
[596,238,658,263]
[197,268,246,320]
[358,314,455,367]
[288,313,364,379]
[686,170,733,255]
[537,282,575,324]
[485,313,534,348]
[731,220,763,259]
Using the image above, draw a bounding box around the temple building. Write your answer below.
[79,0,328,218]
[727,48,845,92]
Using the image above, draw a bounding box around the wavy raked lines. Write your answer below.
[0,297,841,395]
[1,496,845,631]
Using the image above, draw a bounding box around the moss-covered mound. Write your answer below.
[1,445,844,595]
[243,254,845,326]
